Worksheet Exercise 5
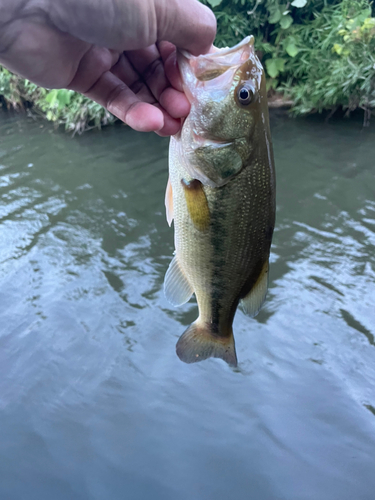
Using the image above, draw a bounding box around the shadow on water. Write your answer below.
[0,110,375,500]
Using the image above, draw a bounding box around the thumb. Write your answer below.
[155,0,216,55]
[49,0,216,56]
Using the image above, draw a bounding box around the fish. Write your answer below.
[164,36,276,367]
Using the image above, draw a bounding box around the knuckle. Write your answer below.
[105,82,127,111]
[142,57,163,83]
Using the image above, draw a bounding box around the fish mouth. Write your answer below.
[178,36,255,92]
[179,36,254,68]
[200,36,254,60]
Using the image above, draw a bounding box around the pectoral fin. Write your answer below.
[165,177,174,226]
[240,260,269,317]
[164,256,193,306]
[181,179,210,231]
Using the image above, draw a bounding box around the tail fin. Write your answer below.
[176,321,237,367]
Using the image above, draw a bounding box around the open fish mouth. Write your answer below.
[179,36,254,81]
[177,36,259,107]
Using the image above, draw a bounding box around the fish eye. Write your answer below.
[237,85,254,105]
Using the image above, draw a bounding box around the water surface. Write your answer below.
[0,111,374,500]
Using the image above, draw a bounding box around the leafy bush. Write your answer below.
[283,0,375,122]
[0,67,115,134]
[203,0,375,122]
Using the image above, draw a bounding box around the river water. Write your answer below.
[0,110,374,500]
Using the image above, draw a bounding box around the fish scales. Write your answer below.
[164,36,276,367]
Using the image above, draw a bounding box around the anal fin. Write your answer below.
[164,256,193,306]
[240,260,269,318]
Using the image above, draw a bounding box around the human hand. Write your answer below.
[0,0,216,136]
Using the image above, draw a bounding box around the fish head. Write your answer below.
[177,36,270,187]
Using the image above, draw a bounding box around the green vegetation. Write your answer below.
[204,0,375,124]
[1,0,374,131]
[0,68,115,134]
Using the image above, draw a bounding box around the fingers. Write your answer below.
[67,37,189,135]
[68,45,163,132]
[80,69,181,135]
[113,49,188,130]
[127,45,190,120]
[159,87,189,119]
[111,53,156,104]
[126,46,169,103]
[158,41,183,92]
[154,106,182,137]
[155,0,216,55]
[67,45,120,93]
[83,71,164,132]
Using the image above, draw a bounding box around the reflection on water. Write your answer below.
[0,111,374,499]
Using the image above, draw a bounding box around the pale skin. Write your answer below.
[0,0,216,136]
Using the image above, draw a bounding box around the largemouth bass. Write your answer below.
[164,36,275,367]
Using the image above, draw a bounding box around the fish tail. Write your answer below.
[176,321,237,367]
